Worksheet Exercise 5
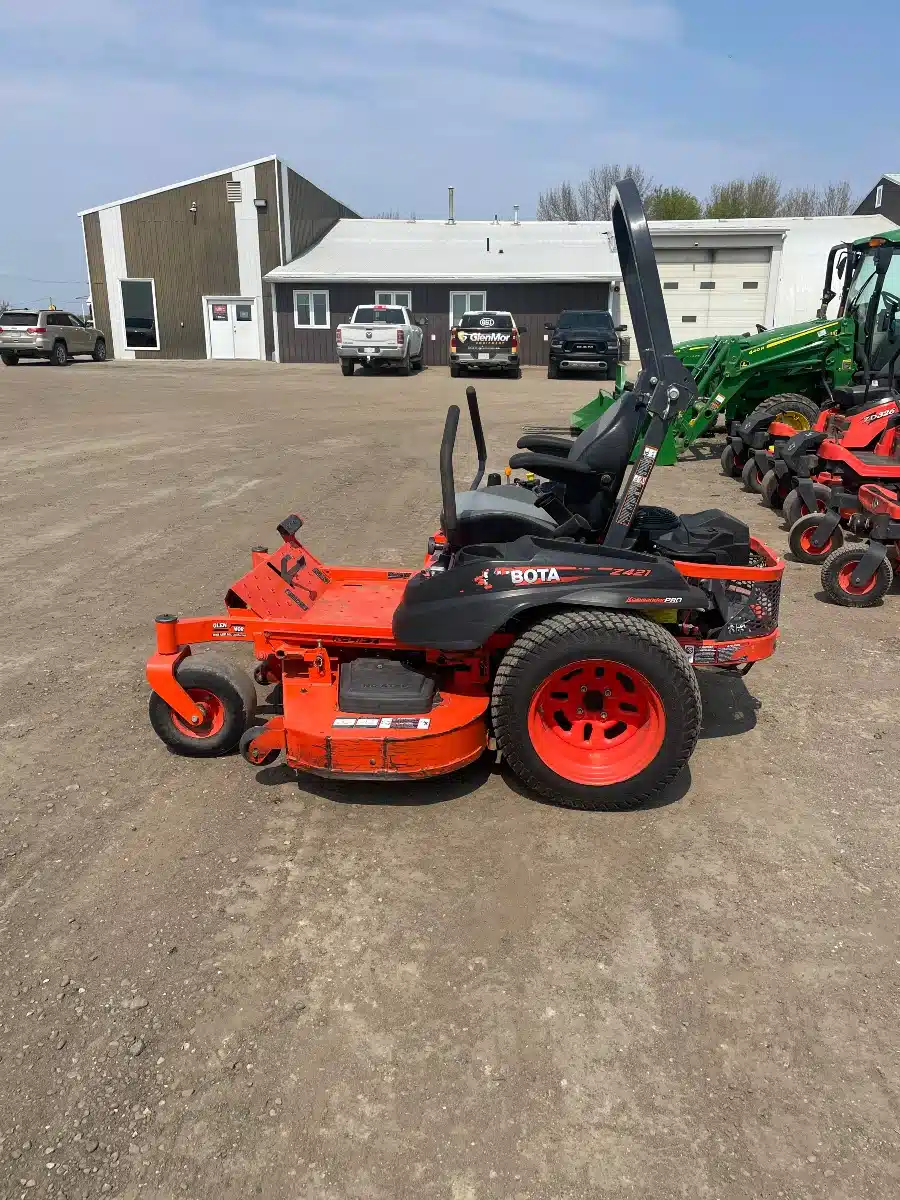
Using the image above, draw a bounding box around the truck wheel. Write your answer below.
[548,360,559,380]
[450,365,461,378]
[509,365,522,380]
[149,654,257,758]
[821,546,893,607]
[1,351,19,366]
[492,611,701,811]
[341,359,355,376]
[398,353,411,377]
[782,483,831,530]
[50,341,68,366]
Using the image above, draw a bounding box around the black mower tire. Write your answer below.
[821,546,893,608]
[741,457,765,494]
[1,350,20,366]
[92,338,107,362]
[743,392,820,438]
[720,443,738,477]
[788,514,844,564]
[492,610,701,811]
[782,483,832,530]
[341,359,355,376]
[149,654,257,758]
[760,469,785,510]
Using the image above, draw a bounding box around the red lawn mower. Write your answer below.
[145,182,784,811]
[814,484,900,606]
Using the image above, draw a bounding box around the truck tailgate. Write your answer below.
[341,325,399,347]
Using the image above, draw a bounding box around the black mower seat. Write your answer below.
[832,383,894,411]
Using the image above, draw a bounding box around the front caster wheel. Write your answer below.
[239,725,281,766]
[760,469,787,510]
[788,515,844,564]
[782,483,831,530]
[741,457,765,494]
[720,443,740,477]
[821,546,893,607]
[148,654,257,757]
[492,611,701,811]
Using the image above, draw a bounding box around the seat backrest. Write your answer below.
[567,389,647,479]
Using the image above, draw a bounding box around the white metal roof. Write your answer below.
[265,215,891,284]
[884,173,900,186]
[77,156,280,215]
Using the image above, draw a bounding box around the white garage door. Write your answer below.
[655,247,771,340]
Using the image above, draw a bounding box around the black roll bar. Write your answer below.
[603,179,698,549]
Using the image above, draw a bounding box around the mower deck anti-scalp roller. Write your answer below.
[146,181,784,812]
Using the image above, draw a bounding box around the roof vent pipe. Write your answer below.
[447,187,455,225]
[513,204,520,225]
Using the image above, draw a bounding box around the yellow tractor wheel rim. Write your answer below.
[780,410,812,431]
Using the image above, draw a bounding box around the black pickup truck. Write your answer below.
[545,309,626,379]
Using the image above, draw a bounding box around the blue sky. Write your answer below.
[0,0,891,308]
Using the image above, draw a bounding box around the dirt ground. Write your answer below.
[0,360,898,1200]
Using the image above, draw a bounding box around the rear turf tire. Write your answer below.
[149,654,257,758]
[492,610,701,811]
[821,546,893,607]
[788,514,844,564]
[782,483,832,530]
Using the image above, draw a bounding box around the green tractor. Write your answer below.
[564,229,900,467]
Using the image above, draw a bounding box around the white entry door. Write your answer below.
[207,300,258,359]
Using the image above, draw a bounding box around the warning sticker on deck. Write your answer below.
[332,717,431,730]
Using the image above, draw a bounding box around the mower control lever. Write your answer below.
[440,405,461,548]
[465,386,488,490]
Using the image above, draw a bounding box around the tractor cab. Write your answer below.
[838,232,900,379]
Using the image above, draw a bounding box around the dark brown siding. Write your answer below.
[284,166,358,260]
[120,173,240,358]
[854,178,900,224]
[83,212,111,357]
[255,160,281,359]
[275,280,610,366]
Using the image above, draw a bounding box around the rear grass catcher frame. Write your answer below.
[146,181,784,811]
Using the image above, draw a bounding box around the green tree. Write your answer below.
[705,174,782,218]
[646,187,702,220]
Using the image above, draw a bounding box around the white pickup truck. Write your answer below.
[336,305,426,376]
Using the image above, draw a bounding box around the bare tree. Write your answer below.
[373,209,401,219]
[0,300,8,315]
[780,186,819,217]
[537,163,653,221]
[818,181,854,216]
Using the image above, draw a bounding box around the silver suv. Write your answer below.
[0,309,107,366]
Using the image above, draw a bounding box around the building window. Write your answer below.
[376,291,411,309]
[235,303,253,321]
[450,291,486,325]
[743,281,760,290]
[121,279,159,349]
[664,281,679,290]
[293,290,330,329]
[681,315,697,323]
[699,281,716,290]
[875,184,883,210]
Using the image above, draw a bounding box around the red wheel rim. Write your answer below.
[837,561,878,596]
[527,659,666,786]
[799,527,832,557]
[171,688,226,738]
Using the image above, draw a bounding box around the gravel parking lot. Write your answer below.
[1,360,898,1200]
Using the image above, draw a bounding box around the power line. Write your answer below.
[0,272,89,286]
